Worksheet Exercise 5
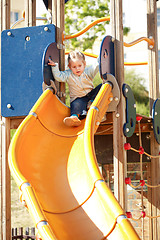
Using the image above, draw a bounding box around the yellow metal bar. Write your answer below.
[63,15,154,49]
[63,16,110,41]
[65,51,148,66]
[124,62,148,66]
[124,36,154,48]
[65,50,97,58]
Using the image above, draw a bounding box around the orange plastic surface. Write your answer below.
[8,83,140,240]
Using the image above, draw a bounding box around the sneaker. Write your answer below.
[63,116,81,127]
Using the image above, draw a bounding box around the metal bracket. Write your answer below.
[104,74,120,112]
[57,43,65,50]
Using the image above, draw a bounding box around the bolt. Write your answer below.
[146,134,150,139]
[7,31,11,36]
[25,36,30,41]
[44,26,49,31]
[7,104,12,109]
[114,97,119,101]
[149,44,154,49]
[125,88,128,93]
[0,120,4,125]
[115,113,120,118]
[112,37,115,42]
[57,43,63,49]
[126,128,129,132]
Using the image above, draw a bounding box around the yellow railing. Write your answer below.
[63,17,154,49]
[124,36,154,49]
[65,51,148,66]
[65,50,97,59]
[124,61,148,66]
[63,16,110,41]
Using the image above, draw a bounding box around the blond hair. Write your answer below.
[68,51,85,65]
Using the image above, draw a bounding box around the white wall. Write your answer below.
[123,0,150,89]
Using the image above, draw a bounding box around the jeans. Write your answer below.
[70,83,102,119]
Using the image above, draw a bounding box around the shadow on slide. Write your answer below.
[8,81,140,240]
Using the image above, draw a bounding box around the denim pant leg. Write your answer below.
[70,96,88,118]
[87,83,102,101]
[70,84,102,119]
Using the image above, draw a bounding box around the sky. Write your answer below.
[36,0,48,16]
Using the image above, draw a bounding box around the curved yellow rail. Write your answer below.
[65,50,98,59]
[124,62,148,66]
[124,36,154,48]
[63,16,154,49]
[65,51,148,66]
[8,82,140,239]
[63,16,110,41]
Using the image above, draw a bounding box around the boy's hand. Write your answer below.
[48,59,56,66]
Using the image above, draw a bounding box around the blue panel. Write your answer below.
[122,83,136,138]
[1,24,56,117]
[152,98,160,144]
[99,35,115,80]
[42,42,59,86]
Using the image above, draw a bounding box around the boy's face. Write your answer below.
[69,59,86,76]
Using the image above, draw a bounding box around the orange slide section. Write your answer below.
[8,81,140,240]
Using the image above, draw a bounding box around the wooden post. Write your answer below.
[1,118,11,240]
[1,1,36,239]
[24,0,36,27]
[52,0,57,26]
[57,0,65,102]
[53,0,65,101]
[1,0,10,30]
[147,162,153,240]
[51,0,66,103]
[147,1,160,239]
[0,1,11,240]
[110,0,127,209]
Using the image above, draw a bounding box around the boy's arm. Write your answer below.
[50,63,69,83]
[85,58,99,79]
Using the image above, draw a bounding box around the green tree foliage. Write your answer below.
[123,26,130,36]
[65,0,110,51]
[124,69,149,116]
[65,0,130,50]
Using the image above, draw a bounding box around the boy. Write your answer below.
[48,50,102,127]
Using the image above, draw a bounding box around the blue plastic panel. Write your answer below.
[122,83,136,138]
[152,98,160,144]
[99,35,115,80]
[1,24,56,117]
[42,42,59,86]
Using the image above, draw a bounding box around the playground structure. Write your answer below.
[0,0,160,240]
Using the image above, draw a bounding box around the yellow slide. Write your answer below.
[8,80,140,240]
